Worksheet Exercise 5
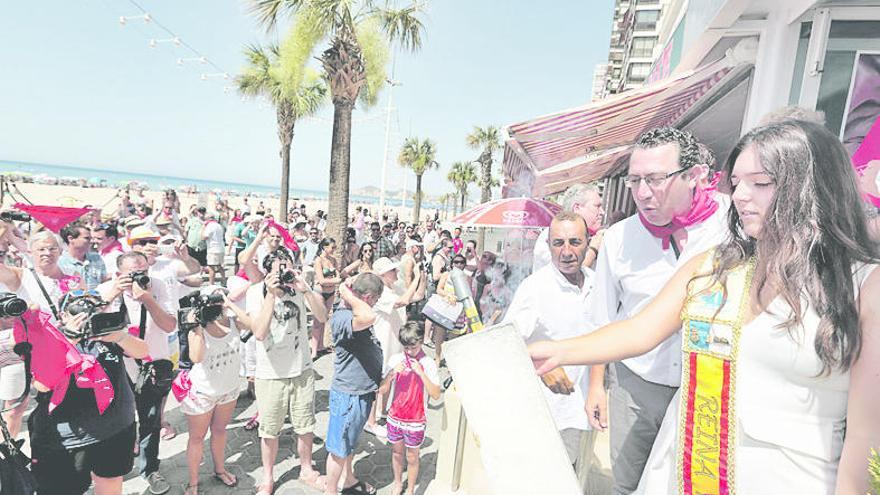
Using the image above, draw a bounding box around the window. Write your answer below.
[631,37,657,58]
[628,62,651,82]
[638,0,660,5]
[634,9,660,30]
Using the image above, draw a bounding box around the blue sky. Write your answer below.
[0,1,613,197]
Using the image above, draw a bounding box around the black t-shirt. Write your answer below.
[28,341,136,451]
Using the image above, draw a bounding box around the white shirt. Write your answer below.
[422,230,439,250]
[590,196,730,386]
[504,264,595,431]
[373,281,408,373]
[97,276,176,377]
[532,228,551,272]
[245,282,311,380]
[204,222,225,252]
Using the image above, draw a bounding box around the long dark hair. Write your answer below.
[702,120,879,373]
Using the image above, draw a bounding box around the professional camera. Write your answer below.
[178,291,225,331]
[59,292,129,339]
[0,292,27,318]
[0,211,31,222]
[128,270,151,289]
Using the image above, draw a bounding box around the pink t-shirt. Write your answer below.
[387,350,440,423]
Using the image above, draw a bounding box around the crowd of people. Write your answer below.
[0,106,877,495]
[0,184,511,495]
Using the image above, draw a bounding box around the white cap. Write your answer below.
[372,257,399,275]
[405,239,422,250]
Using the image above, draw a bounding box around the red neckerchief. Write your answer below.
[638,173,720,250]
[100,240,123,256]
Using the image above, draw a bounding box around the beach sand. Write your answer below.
[2,181,440,224]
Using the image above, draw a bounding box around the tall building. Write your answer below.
[591,63,608,101]
[599,0,666,98]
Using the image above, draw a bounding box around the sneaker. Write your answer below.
[146,472,171,495]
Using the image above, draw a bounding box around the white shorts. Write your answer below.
[179,387,239,416]
[0,363,25,401]
[206,250,224,266]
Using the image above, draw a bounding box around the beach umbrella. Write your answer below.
[451,197,562,229]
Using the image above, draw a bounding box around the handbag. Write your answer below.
[421,294,463,331]
[131,303,174,398]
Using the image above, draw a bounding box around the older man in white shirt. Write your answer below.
[505,211,596,466]
[587,128,729,494]
[532,183,604,272]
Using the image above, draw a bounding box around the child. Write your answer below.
[379,322,441,495]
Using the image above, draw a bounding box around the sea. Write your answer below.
[0,160,418,207]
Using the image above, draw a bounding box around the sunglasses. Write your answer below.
[134,239,158,246]
[453,260,466,265]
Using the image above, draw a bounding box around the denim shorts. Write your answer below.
[325,389,375,458]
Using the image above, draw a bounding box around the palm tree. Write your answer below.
[466,125,502,248]
[398,137,438,224]
[249,0,426,243]
[447,161,478,214]
[236,43,326,218]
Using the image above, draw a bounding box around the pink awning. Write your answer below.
[451,197,562,229]
[503,58,747,196]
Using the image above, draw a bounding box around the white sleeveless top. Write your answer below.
[636,263,878,494]
[188,319,241,397]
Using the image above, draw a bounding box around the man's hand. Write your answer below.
[110,274,133,300]
[588,229,605,251]
[291,271,309,293]
[540,368,575,395]
[264,272,281,293]
[176,241,190,259]
[131,280,153,303]
[61,312,89,339]
[394,361,406,374]
[410,359,425,377]
[585,384,609,431]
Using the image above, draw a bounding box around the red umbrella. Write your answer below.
[451,197,562,228]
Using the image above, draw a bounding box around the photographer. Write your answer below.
[28,296,148,495]
[0,228,84,323]
[243,248,328,495]
[96,251,177,495]
[175,286,241,494]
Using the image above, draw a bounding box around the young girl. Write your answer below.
[379,322,441,495]
[175,286,242,494]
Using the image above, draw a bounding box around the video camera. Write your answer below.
[0,211,30,223]
[128,270,151,290]
[0,292,27,318]
[60,292,129,340]
[178,291,225,332]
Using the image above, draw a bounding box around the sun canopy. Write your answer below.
[452,197,562,229]
[503,57,752,197]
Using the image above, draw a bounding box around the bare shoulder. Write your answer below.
[858,264,880,317]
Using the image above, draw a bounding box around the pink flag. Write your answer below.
[14,309,115,414]
[14,203,94,233]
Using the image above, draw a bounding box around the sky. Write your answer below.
[0,1,614,198]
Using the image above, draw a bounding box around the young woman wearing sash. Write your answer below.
[530,120,880,495]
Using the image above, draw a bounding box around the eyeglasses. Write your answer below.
[134,239,158,246]
[623,167,691,189]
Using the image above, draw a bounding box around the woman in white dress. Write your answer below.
[530,119,880,494]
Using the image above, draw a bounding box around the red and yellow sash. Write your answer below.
[677,255,755,495]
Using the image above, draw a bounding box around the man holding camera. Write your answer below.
[243,248,328,495]
[97,251,177,495]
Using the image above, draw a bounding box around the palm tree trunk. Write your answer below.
[277,104,295,220]
[460,188,466,212]
[412,173,423,224]
[478,154,492,251]
[326,100,354,244]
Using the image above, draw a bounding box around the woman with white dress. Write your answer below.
[530,119,880,494]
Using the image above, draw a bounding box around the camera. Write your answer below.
[129,270,151,289]
[60,293,129,339]
[0,211,30,223]
[0,292,27,318]
[178,291,225,331]
[278,263,296,285]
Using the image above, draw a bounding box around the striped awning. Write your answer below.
[503,58,747,196]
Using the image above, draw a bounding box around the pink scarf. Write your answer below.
[13,309,115,414]
[13,203,94,233]
[853,116,880,207]
[638,174,720,250]
[266,219,300,252]
[100,240,123,256]
[171,369,193,403]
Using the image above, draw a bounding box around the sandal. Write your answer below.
[341,480,378,495]
[160,422,177,440]
[184,483,198,495]
[214,471,238,487]
[244,413,260,431]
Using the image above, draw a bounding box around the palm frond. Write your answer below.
[277,7,327,95]
[376,3,425,52]
[247,0,307,32]
[355,18,389,108]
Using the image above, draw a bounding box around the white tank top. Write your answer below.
[188,319,241,397]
